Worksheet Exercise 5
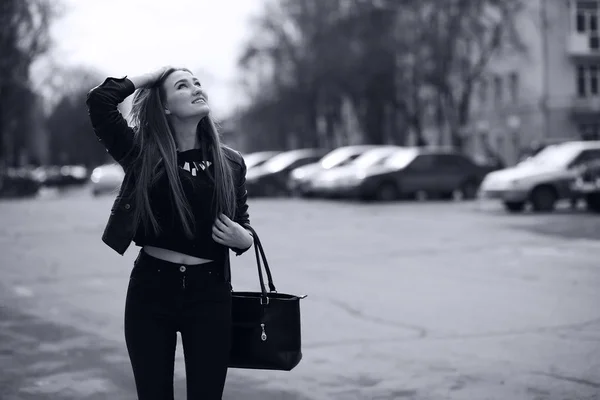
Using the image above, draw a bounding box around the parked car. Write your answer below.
[288,145,377,197]
[245,148,328,197]
[309,146,402,198]
[32,165,89,188]
[479,141,600,212]
[571,158,600,213]
[328,147,487,201]
[0,167,41,198]
[243,151,281,172]
[517,137,573,163]
[90,163,125,196]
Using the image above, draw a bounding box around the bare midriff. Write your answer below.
[143,246,214,265]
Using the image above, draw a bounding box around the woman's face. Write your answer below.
[161,70,210,120]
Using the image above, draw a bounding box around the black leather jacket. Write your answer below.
[86,77,251,281]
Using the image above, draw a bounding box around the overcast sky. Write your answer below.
[45,0,264,117]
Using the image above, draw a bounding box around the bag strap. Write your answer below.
[250,227,276,292]
[243,224,277,295]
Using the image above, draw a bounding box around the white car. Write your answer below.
[90,163,124,196]
[478,141,600,212]
[309,146,402,197]
[288,145,377,196]
[243,151,281,172]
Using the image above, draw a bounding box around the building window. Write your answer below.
[493,75,503,105]
[592,65,599,94]
[508,72,519,102]
[575,0,600,50]
[576,63,600,97]
[576,11,586,32]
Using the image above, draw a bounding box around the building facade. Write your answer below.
[465,0,600,166]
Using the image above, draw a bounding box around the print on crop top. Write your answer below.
[180,161,213,176]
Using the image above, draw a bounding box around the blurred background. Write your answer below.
[3,0,600,208]
[2,1,600,399]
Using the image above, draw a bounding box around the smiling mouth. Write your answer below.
[192,98,206,104]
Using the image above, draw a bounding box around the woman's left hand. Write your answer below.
[212,214,253,249]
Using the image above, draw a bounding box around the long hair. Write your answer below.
[127,67,236,238]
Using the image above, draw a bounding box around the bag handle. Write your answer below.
[251,227,275,292]
[243,224,277,296]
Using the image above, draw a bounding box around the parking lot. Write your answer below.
[1,192,599,400]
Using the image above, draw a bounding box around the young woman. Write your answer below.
[86,67,253,399]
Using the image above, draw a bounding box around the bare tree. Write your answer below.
[45,66,108,168]
[424,0,526,149]
[0,0,61,168]
[238,0,360,150]
[236,0,525,152]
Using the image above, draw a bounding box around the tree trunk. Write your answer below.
[305,92,320,148]
[412,115,428,146]
[364,95,385,145]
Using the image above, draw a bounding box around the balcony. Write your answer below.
[571,96,600,117]
[567,33,600,59]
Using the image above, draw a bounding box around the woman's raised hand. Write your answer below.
[130,66,173,89]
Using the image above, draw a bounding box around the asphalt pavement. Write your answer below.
[1,189,599,400]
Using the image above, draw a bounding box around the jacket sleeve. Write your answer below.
[231,153,252,256]
[86,77,137,166]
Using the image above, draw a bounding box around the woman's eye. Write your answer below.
[177,84,187,89]
[194,82,202,87]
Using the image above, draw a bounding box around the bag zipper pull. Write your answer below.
[260,323,267,341]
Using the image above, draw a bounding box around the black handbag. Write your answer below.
[229,225,306,371]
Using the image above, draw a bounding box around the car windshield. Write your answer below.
[384,149,419,169]
[525,145,582,168]
[352,148,398,168]
[262,152,306,172]
[320,148,362,169]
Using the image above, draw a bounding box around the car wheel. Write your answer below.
[458,180,479,200]
[585,193,600,213]
[375,182,399,202]
[530,185,557,212]
[504,201,525,213]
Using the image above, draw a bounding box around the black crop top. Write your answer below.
[85,76,251,261]
[132,149,231,263]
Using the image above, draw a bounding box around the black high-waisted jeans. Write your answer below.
[124,249,232,400]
